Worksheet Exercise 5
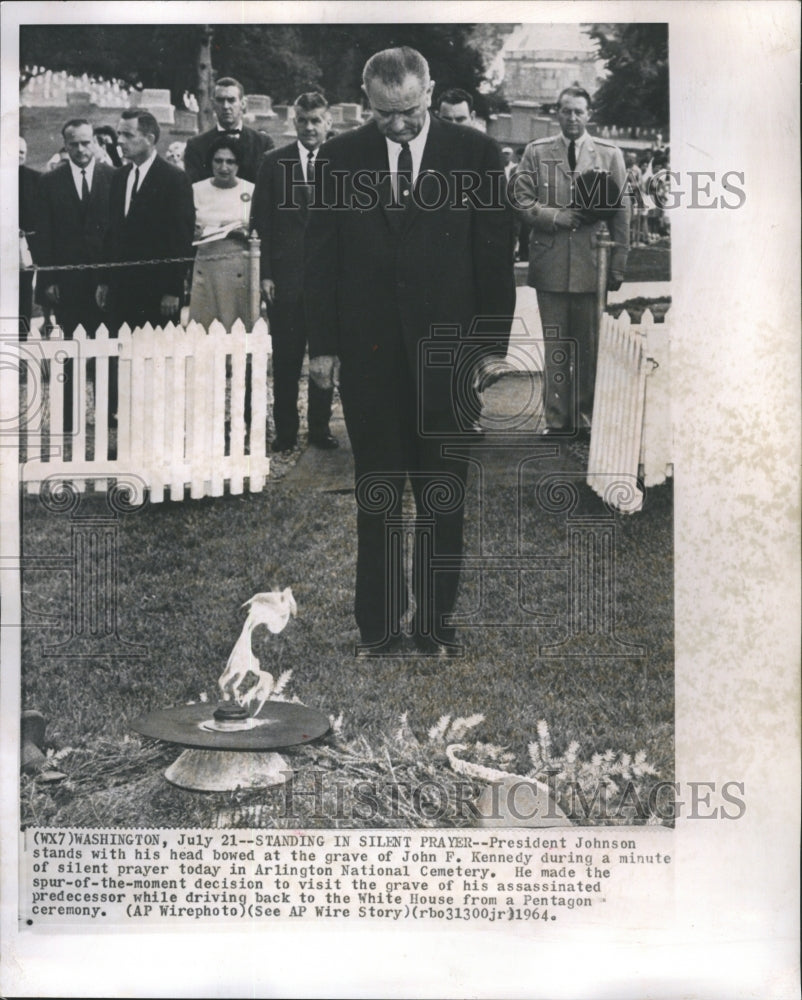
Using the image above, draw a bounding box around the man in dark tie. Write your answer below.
[305,47,515,656]
[32,119,114,431]
[98,109,195,332]
[513,86,629,436]
[184,77,274,184]
[251,91,337,453]
[34,119,114,338]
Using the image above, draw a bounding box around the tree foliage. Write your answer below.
[587,23,669,128]
[20,25,203,98]
[20,22,507,113]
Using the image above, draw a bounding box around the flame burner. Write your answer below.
[198,702,264,733]
[131,700,330,792]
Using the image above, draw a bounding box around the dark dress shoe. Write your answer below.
[309,431,339,450]
[413,633,461,658]
[271,437,297,453]
[356,634,405,657]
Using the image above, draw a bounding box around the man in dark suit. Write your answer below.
[18,137,40,338]
[32,120,114,431]
[184,78,274,184]
[251,91,337,453]
[305,47,515,655]
[98,109,195,332]
[34,119,114,338]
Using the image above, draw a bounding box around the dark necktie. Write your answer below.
[130,166,140,205]
[80,168,89,203]
[568,140,577,172]
[306,150,316,184]
[397,142,412,205]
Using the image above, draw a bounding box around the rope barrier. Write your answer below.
[19,250,243,273]
[20,241,669,274]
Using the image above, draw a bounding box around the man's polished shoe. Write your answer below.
[356,634,405,657]
[308,431,339,450]
[412,633,461,658]
[271,437,297,453]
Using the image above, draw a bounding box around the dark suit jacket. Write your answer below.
[104,156,195,328]
[184,125,274,185]
[251,142,310,300]
[19,165,40,330]
[304,118,515,417]
[33,161,114,330]
[19,165,40,236]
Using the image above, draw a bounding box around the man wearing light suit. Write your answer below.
[513,86,630,436]
[251,92,337,452]
[305,47,515,655]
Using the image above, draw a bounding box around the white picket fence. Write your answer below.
[20,319,272,502]
[587,307,672,513]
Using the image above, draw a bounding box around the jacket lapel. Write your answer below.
[57,164,83,213]
[290,149,311,218]
[402,117,446,233]
[579,137,604,172]
[360,123,398,233]
[554,137,573,183]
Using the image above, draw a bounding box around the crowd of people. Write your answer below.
[19,47,642,654]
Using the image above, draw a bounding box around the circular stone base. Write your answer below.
[164,749,291,791]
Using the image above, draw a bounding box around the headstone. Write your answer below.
[251,114,276,132]
[137,88,175,125]
[139,88,172,105]
[66,91,92,107]
[174,108,199,133]
[246,94,273,116]
[339,103,361,122]
[272,105,290,121]
[327,105,343,123]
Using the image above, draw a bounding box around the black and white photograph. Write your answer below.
[12,15,674,830]
[1,2,798,998]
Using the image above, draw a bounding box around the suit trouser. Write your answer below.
[19,270,34,338]
[342,363,467,645]
[270,295,333,443]
[535,291,598,432]
[48,286,105,433]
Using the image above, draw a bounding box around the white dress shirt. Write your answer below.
[124,150,158,216]
[68,158,96,200]
[559,130,590,167]
[297,141,318,181]
[385,113,431,201]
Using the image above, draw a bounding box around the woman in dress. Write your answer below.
[188,136,254,329]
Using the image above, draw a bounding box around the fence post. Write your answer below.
[248,232,262,329]
[595,221,613,332]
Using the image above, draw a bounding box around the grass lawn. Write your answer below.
[19,445,674,828]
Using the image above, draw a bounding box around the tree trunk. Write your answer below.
[196,24,215,131]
